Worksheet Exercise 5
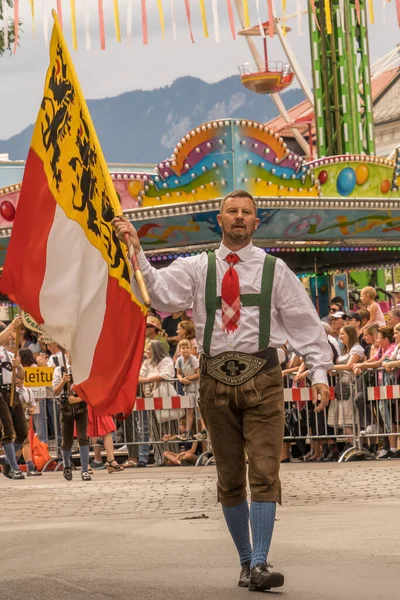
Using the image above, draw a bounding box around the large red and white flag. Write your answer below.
[0,11,146,416]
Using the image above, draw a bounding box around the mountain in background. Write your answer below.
[0,75,304,163]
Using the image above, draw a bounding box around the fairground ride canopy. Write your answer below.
[1,119,400,277]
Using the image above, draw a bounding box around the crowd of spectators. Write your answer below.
[2,283,400,476]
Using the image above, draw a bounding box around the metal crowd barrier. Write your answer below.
[283,368,400,462]
[26,369,400,469]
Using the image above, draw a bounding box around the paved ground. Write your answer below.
[1,461,400,600]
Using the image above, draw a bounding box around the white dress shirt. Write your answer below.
[133,242,333,385]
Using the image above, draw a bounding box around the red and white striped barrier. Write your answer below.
[367,386,400,401]
[284,388,335,403]
[134,396,192,411]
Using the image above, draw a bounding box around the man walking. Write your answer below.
[114,190,332,592]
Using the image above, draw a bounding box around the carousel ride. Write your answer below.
[1,0,400,317]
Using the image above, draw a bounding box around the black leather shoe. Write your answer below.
[237,561,251,587]
[249,563,284,592]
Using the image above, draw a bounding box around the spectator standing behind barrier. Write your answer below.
[145,315,170,354]
[15,376,42,476]
[382,323,400,459]
[113,190,332,592]
[162,311,183,358]
[360,286,386,332]
[321,298,345,324]
[53,354,91,482]
[175,339,201,442]
[0,317,27,480]
[139,340,176,467]
[328,326,365,454]
[173,320,198,361]
[354,327,397,459]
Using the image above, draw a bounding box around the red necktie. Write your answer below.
[221,253,240,333]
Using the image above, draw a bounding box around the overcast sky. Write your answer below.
[0,0,399,139]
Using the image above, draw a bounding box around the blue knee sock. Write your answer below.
[3,443,20,471]
[222,501,252,565]
[62,450,72,468]
[250,501,276,568]
[80,445,89,472]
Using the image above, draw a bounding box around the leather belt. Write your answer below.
[200,348,279,386]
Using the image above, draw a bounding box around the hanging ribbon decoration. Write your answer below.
[200,0,209,38]
[255,0,265,37]
[368,0,374,23]
[282,0,287,36]
[267,0,274,38]
[141,0,148,45]
[127,0,133,44]
[113,0,121,42]
[211,0,220,43]
[396,0,400,27]
[70,0,77,49]
[29,0,35,38]
[2,0,8,49]
[242,0,250,28]
[43,0,49,47]
[98,0,105,49]
[84,0,91,50]
[56,0,63,29]
[184,0,195,43]
[310,0,320,30]
[13,0,18,54]
[156,0,165,38]
[297,0,303,35]
[324,0,332,34]
[226,0,235,40]
[171,0,177,44]
[355,0,361,25]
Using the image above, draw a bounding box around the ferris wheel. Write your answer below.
[234,1,398,159]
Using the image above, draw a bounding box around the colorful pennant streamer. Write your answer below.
[226,0,236,40]
[396,0,400,26]
[242,0,250,28]
[297,0,303,35]
[355,0,361,24]
[324,0,332,34]
[267,0,274,38]
[157,0,165,38]
[368,0,375,22]
[184,0,195,43]
[127,0,132,44]
[310,0,320,30]
[200,0,209,38]
[113,0,121,42]
[29,0,35,38]
[13,0,18,54]
[98,0,105,50]
[282,0,287,36]
[255,0,265,37]
[56,0,63,29]
[84,0,91,50]
[171,0,177,44]
[339,0,346,31]
[142,0,148,45]
[211,0,220,43]
[70,0,77,49]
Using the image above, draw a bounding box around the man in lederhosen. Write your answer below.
[113,190,332,592]
[0,316,27,480]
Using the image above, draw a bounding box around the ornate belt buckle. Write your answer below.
[207,351,267,386]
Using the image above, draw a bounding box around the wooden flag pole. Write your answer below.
[9,314,22,408]
[125,235,152,308]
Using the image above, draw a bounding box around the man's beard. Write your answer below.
[223,222,254,243]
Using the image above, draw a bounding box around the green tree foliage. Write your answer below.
[0,1,19,56]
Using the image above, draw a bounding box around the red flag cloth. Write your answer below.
[221,253,240,333]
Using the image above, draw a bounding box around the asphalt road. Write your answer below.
[1,461,399,600]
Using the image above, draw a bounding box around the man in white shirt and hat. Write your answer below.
[113,190,332,592]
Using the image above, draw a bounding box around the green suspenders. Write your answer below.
[203,251,276,355]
